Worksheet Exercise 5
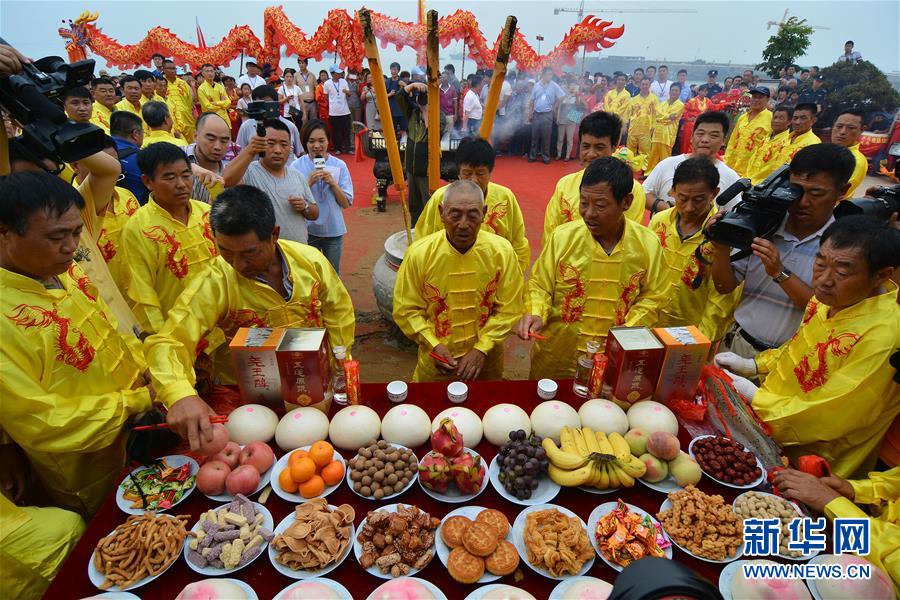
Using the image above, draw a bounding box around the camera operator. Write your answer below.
[235,85,302,158]
[709,143,856,357]
[62,86,93,125]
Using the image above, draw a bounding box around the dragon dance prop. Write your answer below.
[478,15,517,141]
[58,7,623,73]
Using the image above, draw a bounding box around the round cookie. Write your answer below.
[476,509,510,539]
[485,539,519,576]
[448,547,485,584]
[463,521,499,557]
[440,516,472,549]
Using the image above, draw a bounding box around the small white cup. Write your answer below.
[386,380,408,403]
[447,381,468,403]
[537,378,558,400]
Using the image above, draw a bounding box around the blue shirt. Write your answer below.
[530,80,565,113]
[679,85,692,102]
[291,154,354,238]
[386,77,402,116]
[111,137,149,204]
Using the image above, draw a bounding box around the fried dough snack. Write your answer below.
[93,513,191,590]
[273,499,355,571]
[656,485,743,561]
[523,509,594,577]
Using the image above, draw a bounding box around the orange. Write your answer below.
[309,441,334,469]
[298,474,325,498]
[321,460,345,486]
[278,468,299,493]
[290,457,317,484]
[288,449,309,467]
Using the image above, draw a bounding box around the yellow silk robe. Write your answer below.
[90,102,112,133]
[824,467,900,595]
[97,187,140,294]
[415,182,531,274]
[527,219,666,379]
[393,230,524,382]
[724,109,773,177]
[628,93,658,136]
[542,169,647,246]
[646,99,684,173]
[115,97,148,133]
[141,129,188,148]
[0,264,151,516]
[603,88,632,123]
[747,129,791,184]
[754,286,900,479]
[166,77,196,142]
[648,206,740,340]
[782,129,822,164]
[121,197,219,335]
[144,240,355,408]
[844,143,868,199]
[197,81,231,123]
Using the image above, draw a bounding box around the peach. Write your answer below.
[646,431,680,461]
[640,453,668,483]
[669,452,702,486]
[624,428,649,457]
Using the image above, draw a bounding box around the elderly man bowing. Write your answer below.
[394,180,524,382]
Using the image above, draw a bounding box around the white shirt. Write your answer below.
[280,83,301,118]
[463,89,483,120]
[643,153,741,210]
[326,78,350,116]
[237,73,266,90]
[650,79,672,102]
[479,80,512,115]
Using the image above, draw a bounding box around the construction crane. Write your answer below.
[766,9,830,31]
[552,2,699,72]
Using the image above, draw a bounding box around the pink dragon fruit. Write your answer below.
[431,418,464,457]
[451,451,485,494]
[418,451,452,492]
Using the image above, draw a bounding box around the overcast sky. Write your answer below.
[2,0,898,75]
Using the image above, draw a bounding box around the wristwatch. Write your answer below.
[773,269,792,284]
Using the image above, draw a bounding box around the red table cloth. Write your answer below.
[45,379,737,599]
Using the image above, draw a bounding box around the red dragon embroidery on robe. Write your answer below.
[484,200,508,235]
[7,304,96,371]
[478,270,502,327]
[559,263,586,323]
[793,332,861,393]
[302,281,323,327]
[66,263,97,302]
[423,283,451,338]
[142,226,188,279]
[559,196,577,225]
[97,228,116,262]
[789,300,821,343]
[615,270,645,325]
[200,211,218,256]
[654,224,669,249]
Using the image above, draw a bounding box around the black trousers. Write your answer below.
[330,114,352,152]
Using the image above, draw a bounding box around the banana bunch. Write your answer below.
[543,427,647,489]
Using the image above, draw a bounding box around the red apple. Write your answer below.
[196,460,231,495]
[211,441,242,470]
[197,423,230,456]
[225,464,260,496]
[239,441,275,473]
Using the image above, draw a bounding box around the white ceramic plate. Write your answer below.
[549,576,614,600]
[176,579,258,600]
[512,504,594,580]
[718,559,751,600]
[733,491,821,562]
[346,444,418,501]
[587,501,673,572]
[365,577,449,600]
[84,593,141,599]
[418,448,490,503]
[806,554,845,600]
[636,473,684,494]
[688,435,766,489]
[183,501,274,575]
[88,515,185,591]
[273,577,353,600]
[268,505,355,579]
[116,455,199,515]
[271,447,345,502]
[577,483,621,495]
[659,498,743,563]
[488,455,560,506]
[354,503,438,579]
[464,584,538,600]
[435,505,514,584]
[203,445,274,502]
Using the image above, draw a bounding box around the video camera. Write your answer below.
[706,165,804,252]
[834,185,900,221]
[244,100,281,137]
[0,39,105,164]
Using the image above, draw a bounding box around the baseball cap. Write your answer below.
[707,69,718,77]
[814,74,825,81]
[329,64,343,74]
[748,86,770,97]
[246,61,259,67]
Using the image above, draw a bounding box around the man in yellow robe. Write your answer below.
[141,101,188,148]
[626,78,658,157]
[543,111,647,246]
[145,185,355,448]
[774,466,900,594]
[163,59,197,143]
[716,216,900,479]
[519,157,666,379]
[645,84,685,173]
[197,64,232,123]
[90,77,118,133]
[747,105,792,184]
[830,108,868,198]
[0,172,153,517]
[648,156,738,340]
[122,142,219,335]
[723,87,772,177]
[603,72,631,124]
[416,138,531,274]
[115,75,148,132]
[394,180,524,382]
[780,102,822,166]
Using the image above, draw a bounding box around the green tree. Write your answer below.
[756,16,814,78]
[820,60,900,113]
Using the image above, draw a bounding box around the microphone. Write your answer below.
[716,178,751,207]
[313,155,326,170]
